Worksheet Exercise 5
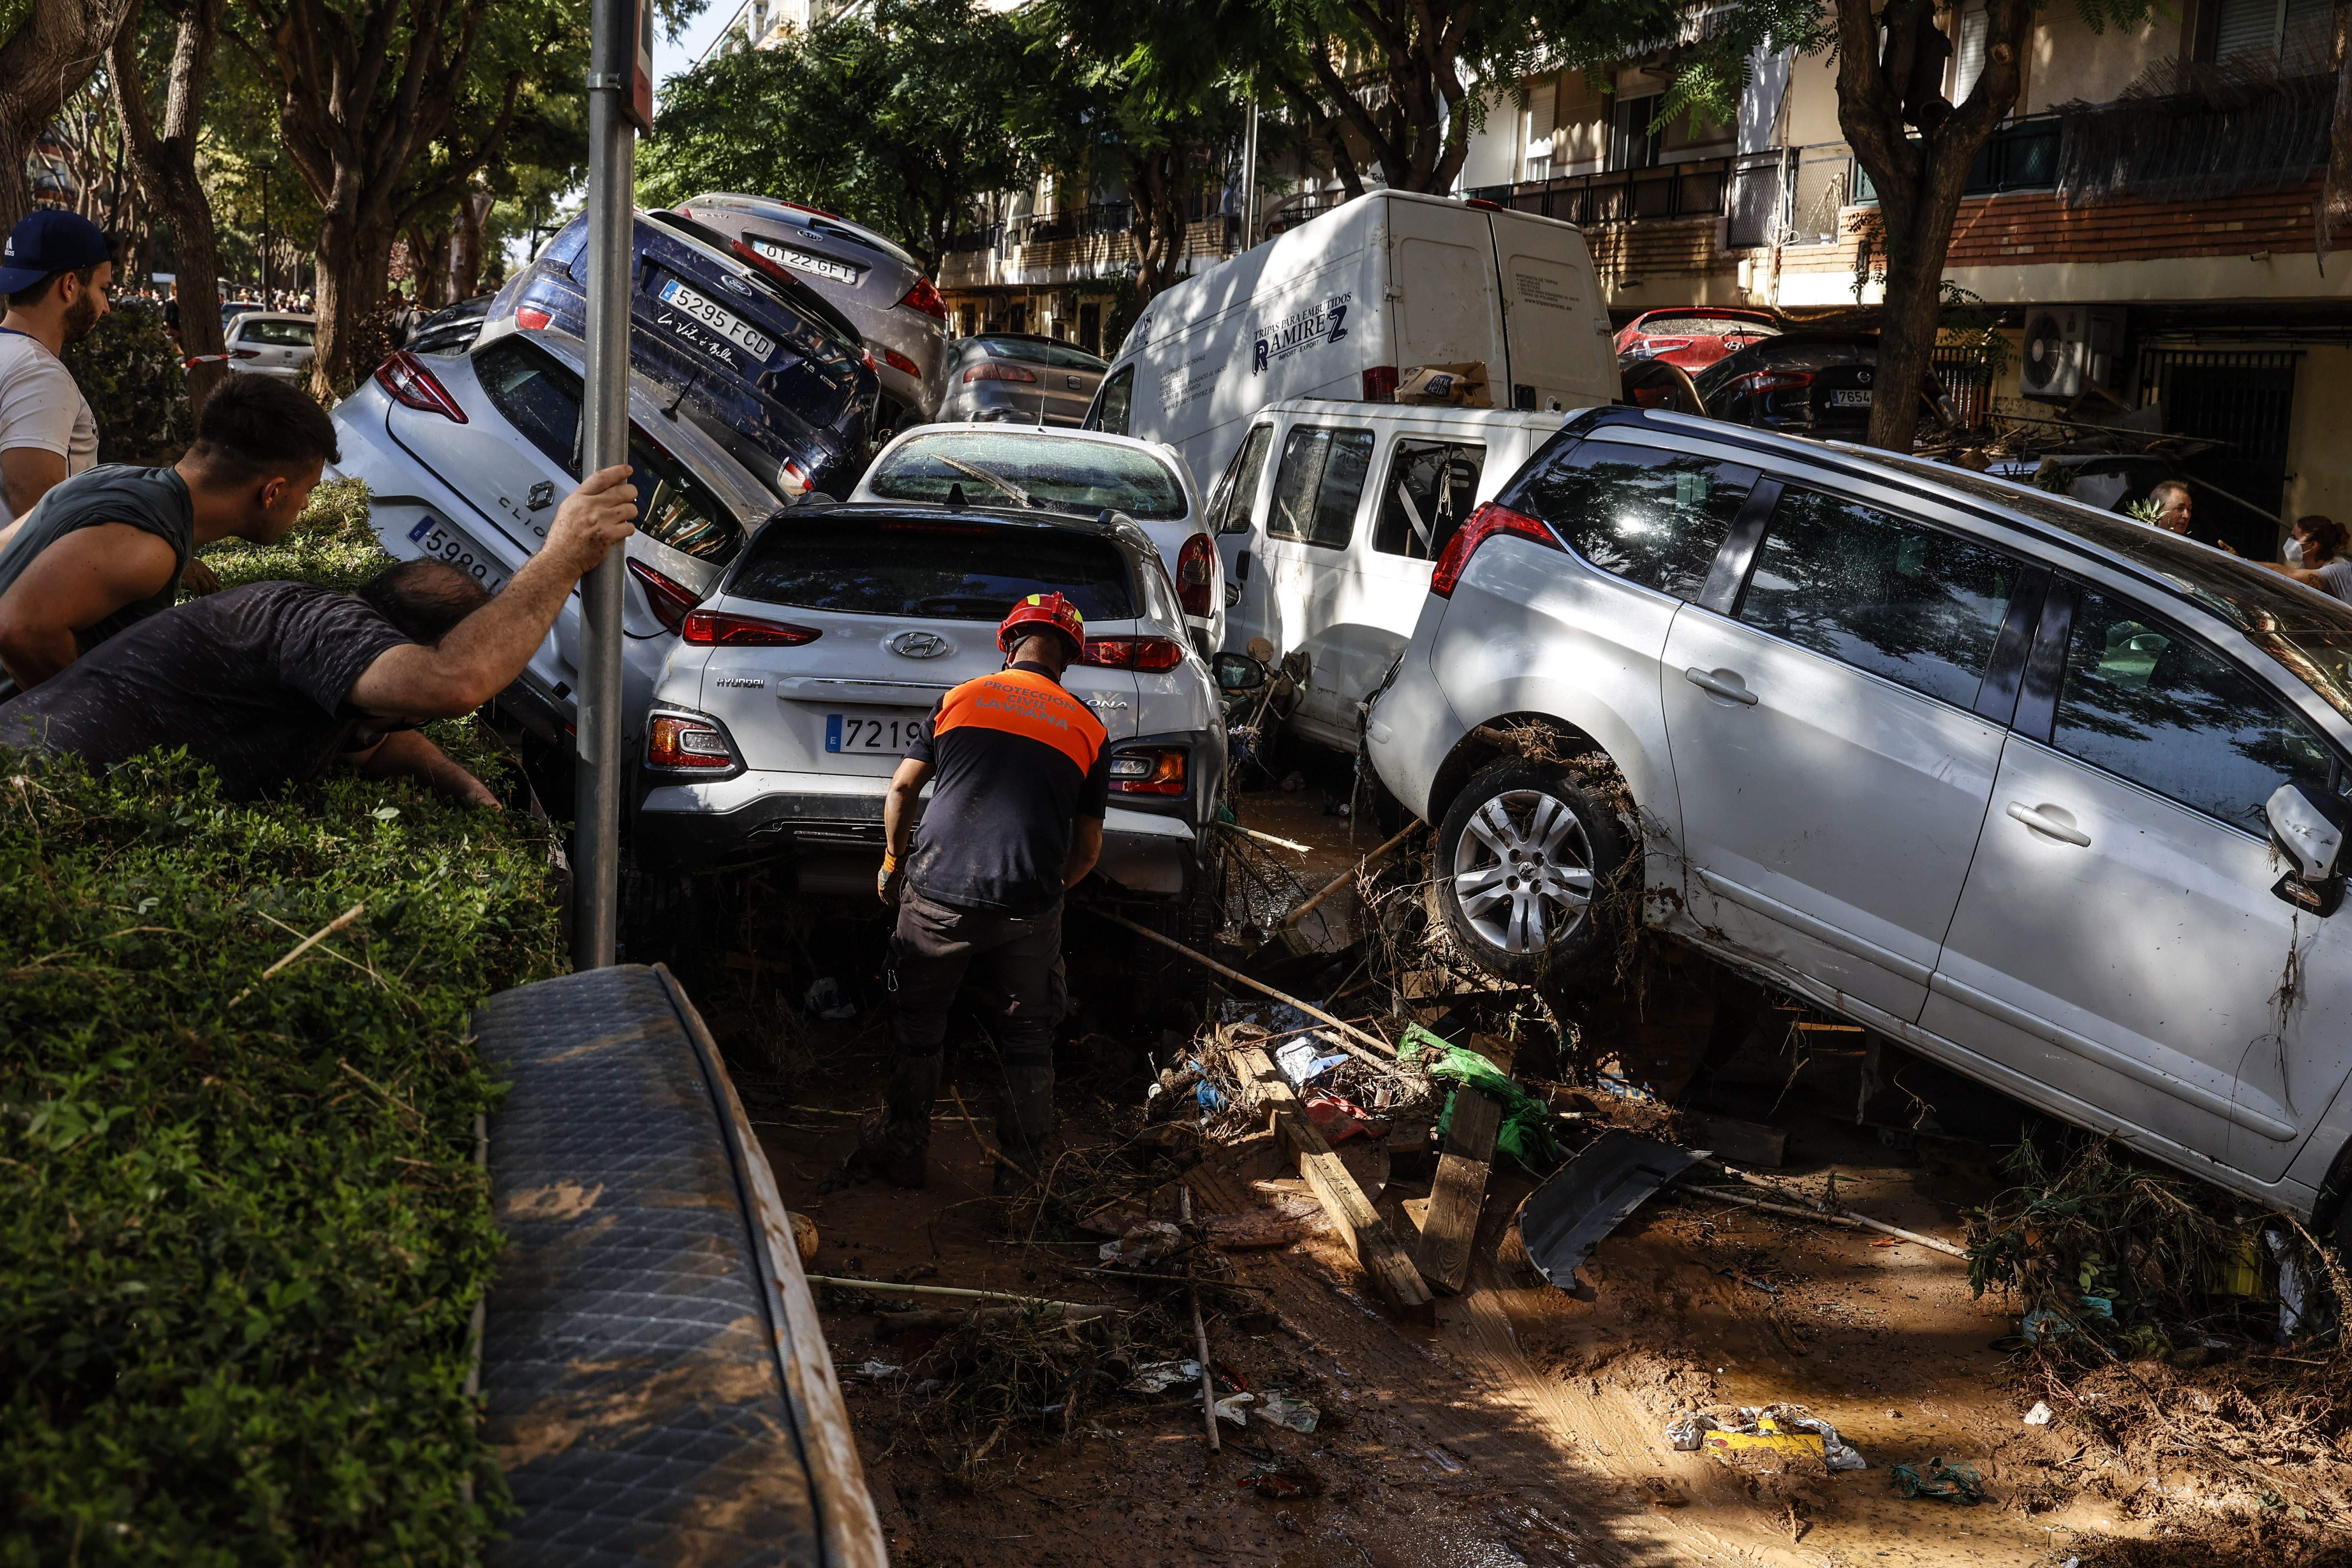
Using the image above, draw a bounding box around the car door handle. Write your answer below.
[2006,801,2092,847]
[1683,667,1758,706]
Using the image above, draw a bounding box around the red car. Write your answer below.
[1613,308,1781,371]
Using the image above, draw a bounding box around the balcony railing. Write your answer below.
[1470,153,1736,227]
[946,202,1136,254]
[1851,115,2062,204]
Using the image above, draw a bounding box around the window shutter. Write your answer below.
[1953,3,1989,102]
[1524,80,1557,180]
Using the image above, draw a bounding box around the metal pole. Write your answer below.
[574,0,637,970]
[1240,99,1259,251]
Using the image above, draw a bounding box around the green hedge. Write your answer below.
[63,301,195,467]
[0,480,565,1563]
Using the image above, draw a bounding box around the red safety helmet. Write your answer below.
[997,591,1086,658]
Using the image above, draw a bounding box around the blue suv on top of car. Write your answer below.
[485,206,880,500]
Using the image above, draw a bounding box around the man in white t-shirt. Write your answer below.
[0,210,110,530]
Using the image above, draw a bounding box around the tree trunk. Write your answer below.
[1835,0,2025,450]
[0,0,141,230]
[312,208,398,396]
[449,180,491,298]
[111,0,231,414]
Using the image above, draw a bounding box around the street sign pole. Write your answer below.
[574,0,652,970]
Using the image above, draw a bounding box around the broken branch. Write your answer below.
[1688,1181,1968,1259]
[1182,1185,1220,1454]
[228,902,366,1008]
[1097,910,1396,1062]
[803,1276,1124,1314]
[1278,821,1422,930]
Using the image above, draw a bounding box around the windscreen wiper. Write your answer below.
[936,453,1037,509]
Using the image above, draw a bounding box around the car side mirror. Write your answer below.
[1213,651,1268,692]
[2266,781,2348,915]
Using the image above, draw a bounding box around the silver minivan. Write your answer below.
[1369,405,2352,1228]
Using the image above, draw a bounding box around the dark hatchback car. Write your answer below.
[1692,331,1947,439]
[490,207,880,499]
[408,293,493,355]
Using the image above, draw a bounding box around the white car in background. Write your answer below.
[325,326,779,750]
[632,499,1226,917]
[222,311,317,380]
[847,424,1225,653]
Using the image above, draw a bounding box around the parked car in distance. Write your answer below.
[1691,331,1946,439]
[407,293,494,356]
[1367,403,2352,1228]
[220,312,316,380]
[486,206,879,501]
[1204,398,1577,750]
[1982,452,2176,516]
[634,501,1226,917]
[674,192,949,432]
[326,325,777,751]
[1613,307,1781,370]
[848,423,1224,652]
[938,334,1106,427]
[218,300,268,331]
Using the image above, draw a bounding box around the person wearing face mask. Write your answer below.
[2256,515,2352,603]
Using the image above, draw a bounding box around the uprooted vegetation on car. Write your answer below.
[0,475,565,1559]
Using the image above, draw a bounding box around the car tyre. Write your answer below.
[1431,758,1630,985]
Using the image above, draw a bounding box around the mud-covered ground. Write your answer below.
[669,783,2345,1568]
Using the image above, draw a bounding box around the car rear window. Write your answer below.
[472,336,746,565]
[1634,315,1778,337]
[972,337,1107,372]
[867,431,1188,520]
[729,515,1137,622]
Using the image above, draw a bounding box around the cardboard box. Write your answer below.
[1398,361,1491,407]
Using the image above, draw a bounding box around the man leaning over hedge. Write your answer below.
[0,466,637,802]
[0,374,340,701]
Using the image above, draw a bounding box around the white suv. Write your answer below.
[633,500,1227,909]
[1369,406,2352,1226]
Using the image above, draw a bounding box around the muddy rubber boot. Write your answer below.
[831,1054,939,1191]
[993,1064,1056,1194]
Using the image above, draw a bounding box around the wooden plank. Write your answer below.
[1413,1087,1501,1295]
[1234,1047,1435,1323]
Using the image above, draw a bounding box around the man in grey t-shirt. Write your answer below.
[0,466,640,799]
[0,374,339,700]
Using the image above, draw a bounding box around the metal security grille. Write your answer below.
[2137,347,2300,556]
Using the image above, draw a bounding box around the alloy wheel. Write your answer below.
[1449,788,1596,955]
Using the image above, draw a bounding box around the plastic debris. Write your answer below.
[2022,1295,2113,1343]
[1413,1027,1564,1174]
[1237,1458,1323,1498]
[854,1360,902,1379]
[2268,1228,2308,1340]
[1520,1130,1708,1288]
[1099,1221,1184,1268]
[1301,1090,1384,1144]
[803,977,858,1020]
[1666,1405,1866,1472]
[1213,1391,1256,1425]
[1257,1391,1320,1433]
[1125,1359,1202,1395]
[1890,1456,1985,1505]
[1274,1037,1351,1090]
[2023,1401,2054,1426]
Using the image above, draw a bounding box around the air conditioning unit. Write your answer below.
[2019,306,2125,403]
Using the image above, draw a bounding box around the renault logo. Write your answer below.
[889,629,953,659]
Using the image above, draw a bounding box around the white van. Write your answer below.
[1200,399,1574,752]
[1084,190,1616,506]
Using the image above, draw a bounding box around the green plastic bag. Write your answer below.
[1407,1024,1563,1176]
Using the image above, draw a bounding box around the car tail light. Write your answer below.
[1465,197,1502,210]
[231,348,261,360]
[900,277,949,320]
[729,239,801,294]
[680,608,823,646]
[647,713,736,770]
[1362,365,1398,401]
[777,457,811,495]
[879,346,921,378]
[1735,369,1814,397]
[626,559,700,633]
[1430,502,1561,598]
[1081,635,1187,672]
[374,352,468,422]
[1175,534,1216,618]
[966,363,1036,383]
[515,306,553,330]
[1109,746,1187,796]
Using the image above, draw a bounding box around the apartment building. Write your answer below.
[1462,0,2352,555]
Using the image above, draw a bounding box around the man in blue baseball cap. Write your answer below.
[0,210,111,532]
